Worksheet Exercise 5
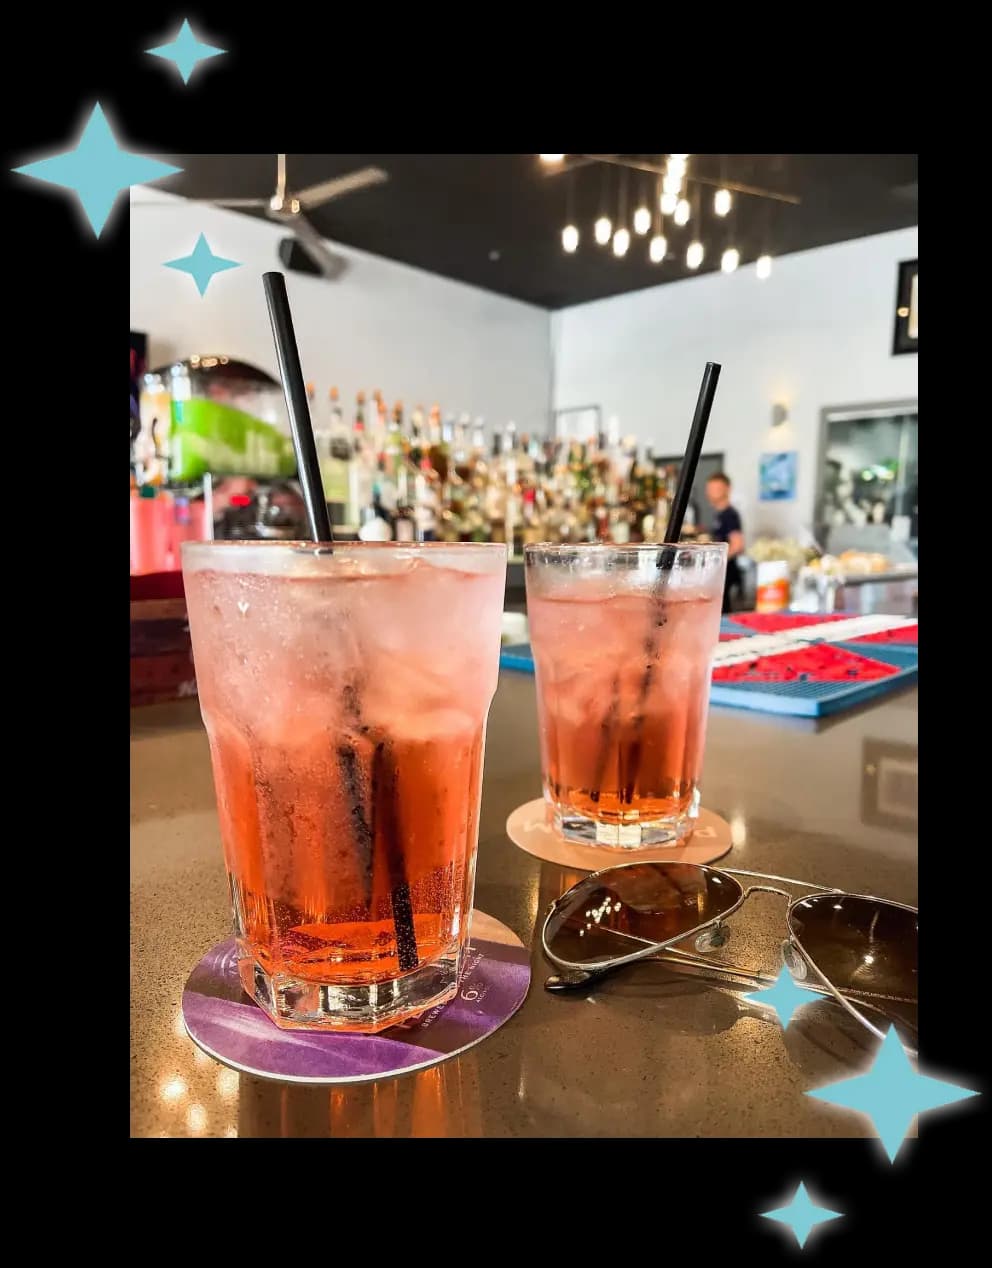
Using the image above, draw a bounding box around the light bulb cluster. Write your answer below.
[548,154,775,280]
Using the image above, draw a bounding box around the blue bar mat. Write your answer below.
[499,618,917,719]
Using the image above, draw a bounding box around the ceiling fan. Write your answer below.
[143,154,389,279]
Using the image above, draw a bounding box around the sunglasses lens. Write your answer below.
[788,894,917,1009]
[545,863,743,966]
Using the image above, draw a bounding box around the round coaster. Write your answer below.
[182,911,530,1085]
[506,798,733,871]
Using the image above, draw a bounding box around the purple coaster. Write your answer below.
[182,911,531,1085]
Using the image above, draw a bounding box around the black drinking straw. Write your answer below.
[260,271,419,973]
[262,271,333,544]
[611,362,723,807]
[663,361,722,549]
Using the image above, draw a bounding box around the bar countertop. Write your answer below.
[130,673,918,1138]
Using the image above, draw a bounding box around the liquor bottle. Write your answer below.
[483,429,507,544]
[358,498,392,541]
[329,385,344,430]
[307,382,327,460]
[409,405,426,466]
[523,484,548,547]
[349,394,374,526]
[357,510,388,540]
[610,503,633,544]
[321,386,353,522]
[376,454,399,524]
[467,417,487,481]
[384,403,405,477]
[428,404,450,481]
[414,456,441,541]
[501,427,522,557]
[392,465,417,542]
[367,391,385,457]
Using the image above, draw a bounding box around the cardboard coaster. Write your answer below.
[182,911,530,1085]
[506,798,733,871]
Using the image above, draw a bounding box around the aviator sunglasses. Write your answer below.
[542,862,918,1051]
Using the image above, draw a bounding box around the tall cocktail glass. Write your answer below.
[182,540,506,1032]
[525,542,727,847]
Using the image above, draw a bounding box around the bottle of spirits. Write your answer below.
[367,395,388,461]
[321,386,353,524]
[393,402,407,454]
[357,502,392,541]
[414,456,441,541]
[469,418,487,481]
[501,427,522,557]
[385,403,405,478]
[349,393,374,526]
[307,381,328,463]
[392,465,417,542]
[427,404,450,481]
[409,405,425,466]
[376,454,399,527]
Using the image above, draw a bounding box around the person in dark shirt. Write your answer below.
[705,473,746,612]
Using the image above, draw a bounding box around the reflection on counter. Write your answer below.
[236,1055,484,1138]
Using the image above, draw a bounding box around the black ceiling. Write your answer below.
[159,154,918,310]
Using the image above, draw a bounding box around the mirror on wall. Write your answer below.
[815,402,918,559]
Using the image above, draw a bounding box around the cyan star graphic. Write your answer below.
[146,19,226,84]
[761,1182,843,1249]
[806,1027,979,1162]
[12,104,181,237]
[164,234,241,296]
[743,966,814,1027]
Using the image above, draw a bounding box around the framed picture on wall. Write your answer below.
[759,451,798,501]
[892,259,918,355]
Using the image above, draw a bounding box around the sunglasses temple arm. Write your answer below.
[660,947,906,1040]
[793,950,888,1044]
[651,946,778,988]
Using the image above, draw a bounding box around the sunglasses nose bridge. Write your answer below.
[743,883,794,900]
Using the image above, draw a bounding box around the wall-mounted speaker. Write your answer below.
[278,237,323,276]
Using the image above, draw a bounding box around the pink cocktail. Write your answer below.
[525,543,727,847]
[183,541,506,1032]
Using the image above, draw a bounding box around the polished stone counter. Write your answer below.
[130,674,917,1138]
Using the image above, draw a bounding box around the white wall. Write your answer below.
[550,227,919,538]
[130,188,551,435]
